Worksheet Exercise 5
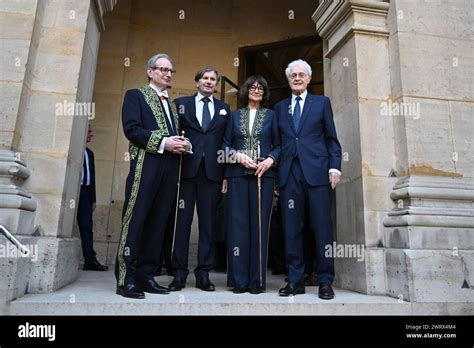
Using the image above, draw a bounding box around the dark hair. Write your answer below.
[238,75,270,107]
[194,67,221,83]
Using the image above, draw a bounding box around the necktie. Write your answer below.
[293,96,301,131]
[160,95,175,134]
[201,97,211,132]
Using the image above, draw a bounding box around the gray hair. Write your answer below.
[145,53,172,81]
[285,59,312,78]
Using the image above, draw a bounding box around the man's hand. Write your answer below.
[329,173,340,190]
[164,136,189,154]
[255,157,274,178]
[92,203,96,212]
[183,137,192,153]
[236,153,258,170]
[221,179,227,194]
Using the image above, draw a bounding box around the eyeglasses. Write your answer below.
[249,85,264,93]
[288,72,308,80]
[152,66,176,75]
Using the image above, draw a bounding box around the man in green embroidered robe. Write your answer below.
[115,53,191,299]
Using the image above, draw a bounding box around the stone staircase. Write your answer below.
[8,270,473,315]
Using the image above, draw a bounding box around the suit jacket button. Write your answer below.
[295,137,299,141]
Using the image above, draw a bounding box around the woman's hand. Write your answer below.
[255,157,274,178]
[236,153,258,170]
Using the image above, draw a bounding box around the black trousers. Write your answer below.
[172,161,221,281]
[77,185,96,264]
[115,150,178,286]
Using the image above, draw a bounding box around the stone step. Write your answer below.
[8,270,472,315]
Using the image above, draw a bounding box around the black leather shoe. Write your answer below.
[278,283,305,296]
[305,272,319,287]
[232,287,247,294]
[318,283,335,300]
[249,286,265,295]
[196,277,215,291]
[169,278,186,291]
[138,279,170,294]
[83,260,109,271]
[116,284,145,299]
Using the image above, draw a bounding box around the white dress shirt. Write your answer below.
[248,108,257,134]
[81,149,90,186]
[149,83,173,154]
[195,92,215,126]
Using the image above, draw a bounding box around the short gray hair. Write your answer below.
[145,53,172,69]
[145,53,172,81]
[285,59,312,78]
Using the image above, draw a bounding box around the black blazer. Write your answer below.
[222,107,280,178]
[84,147,96,203]
[175,95,230,182]
[121,86,180,156]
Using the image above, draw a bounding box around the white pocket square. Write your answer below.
[219,109,227,116]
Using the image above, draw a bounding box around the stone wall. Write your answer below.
[314,0,473,302]
[383,0,473,302]
[0,0,116,312]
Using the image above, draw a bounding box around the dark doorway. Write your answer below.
[238,36,324,108]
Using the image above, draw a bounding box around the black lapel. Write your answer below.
[208,98,223,130]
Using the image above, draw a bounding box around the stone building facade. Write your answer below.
[0,0,472,314]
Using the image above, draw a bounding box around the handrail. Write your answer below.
[220,76,239,102]
[0,225,30,255]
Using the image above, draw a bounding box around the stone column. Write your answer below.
[313,0,474,302]
[0,0,116,313]
[382,0,473,302]
[313,0,394,295]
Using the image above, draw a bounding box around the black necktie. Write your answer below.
[160,96,175,134]
[201,97,211,132]
[293,96,302,131]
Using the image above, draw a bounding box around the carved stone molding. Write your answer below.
[312,0,389,57]
[92,0,118,32]
[0,150,36,235]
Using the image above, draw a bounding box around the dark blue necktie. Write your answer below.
[201,97,211,132]
[293,96,302,131]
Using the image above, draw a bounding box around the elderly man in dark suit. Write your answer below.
[275,59,341,300]
[169,67,230,292]
[115,53,191,299]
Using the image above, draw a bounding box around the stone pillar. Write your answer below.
[0,0,40,315]
[382,0,474,302]
[313,0,394,295]
[313,0,474,302]
[0,0,116,313]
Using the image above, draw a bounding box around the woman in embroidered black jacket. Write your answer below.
[221,75,280,294]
